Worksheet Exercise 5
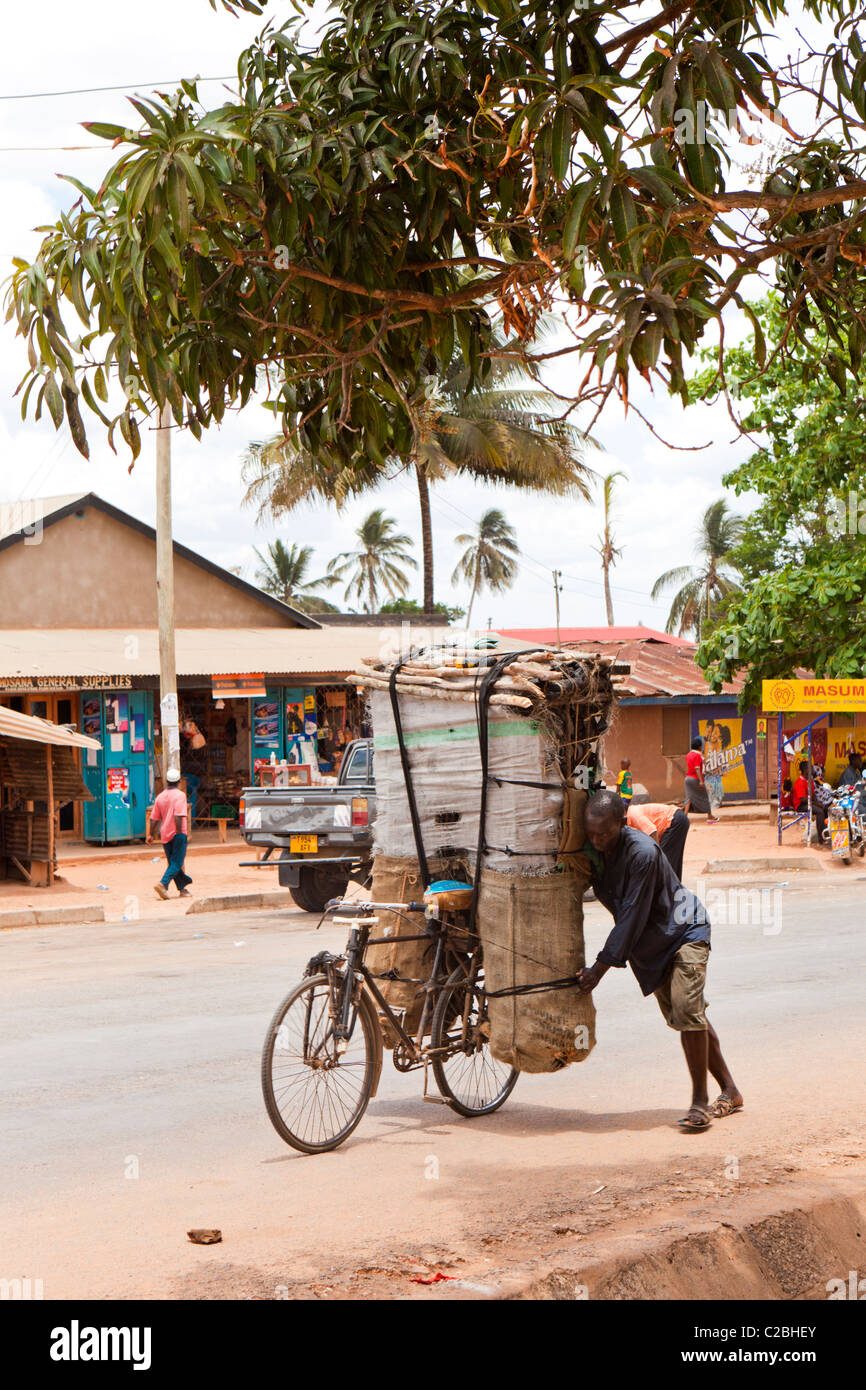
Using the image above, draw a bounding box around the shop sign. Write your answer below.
[212,674,267,699]
[0,675,133,692]
[763,679,866,712]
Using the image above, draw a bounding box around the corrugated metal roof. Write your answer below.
[556,637,744,699]
[0,628,435,679]
[0,494,88,542]
[498,626,692,647]
[0,706,101,750]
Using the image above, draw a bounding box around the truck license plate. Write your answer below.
[290,834,318,853]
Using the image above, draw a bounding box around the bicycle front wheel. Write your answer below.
[430,965,518,1117]
[261,973,381,1153]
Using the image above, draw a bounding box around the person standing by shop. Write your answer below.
[147,768,193,899]
[684,738,718,824]
[812,766,834,848]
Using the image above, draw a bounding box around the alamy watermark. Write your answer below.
[677,877,782,936]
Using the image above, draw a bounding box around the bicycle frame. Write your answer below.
[319,904,478,1062]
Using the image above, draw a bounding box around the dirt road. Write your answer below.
[1,875,864,1299]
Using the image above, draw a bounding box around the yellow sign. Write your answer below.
[698,717,751,795]
[823,728,866,783]
[762,679,866,713]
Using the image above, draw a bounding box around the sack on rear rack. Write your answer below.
[478,866,596,1073]
[364,853,435,1037]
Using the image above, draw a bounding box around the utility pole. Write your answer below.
[156,402,180,781]
[552,569,562,647]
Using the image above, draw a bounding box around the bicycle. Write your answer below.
[260,884,518,1153]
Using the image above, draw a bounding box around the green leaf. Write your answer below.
[562,180,594,258]
[551,107,570,182]
[43,372,64,429]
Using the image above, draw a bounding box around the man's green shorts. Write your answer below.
[654,941,709,1032]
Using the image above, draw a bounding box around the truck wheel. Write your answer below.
[289,865,351,914]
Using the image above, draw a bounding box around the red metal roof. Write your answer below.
[494,629,744,700]
[498,626,693,646]
[574,639,744,700]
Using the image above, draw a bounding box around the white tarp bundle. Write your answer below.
[368,689,562,874]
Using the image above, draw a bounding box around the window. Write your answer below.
[661,705,691,756]
[342,745,370,782]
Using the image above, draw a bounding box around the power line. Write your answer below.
[393,476,666,609]
[388,474,666,616]
[0,146,106,153]
[0,76,237,101]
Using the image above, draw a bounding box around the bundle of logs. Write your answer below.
[354,646,630,714]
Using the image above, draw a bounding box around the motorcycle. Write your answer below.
[824,781,866,862]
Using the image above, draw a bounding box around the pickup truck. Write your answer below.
[239,739,375,912]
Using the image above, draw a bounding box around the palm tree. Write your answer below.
[451,508,520,629]
[253,540,339,614]
[326,509,417,613]
[242,324,596,613]
[595,470,626,626]
[651,499,744,639]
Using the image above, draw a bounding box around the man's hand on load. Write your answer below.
[577,961,605,993]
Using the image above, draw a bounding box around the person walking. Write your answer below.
[684,737,718,823]
[578,791,742,1131]
[626,802,691,880]
[147,768,193,899]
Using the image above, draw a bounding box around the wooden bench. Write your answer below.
[193,815,236,843]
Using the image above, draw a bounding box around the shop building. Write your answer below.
[0,705,99,885]
[0,494,398,842]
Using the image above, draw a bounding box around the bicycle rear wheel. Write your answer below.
[261,973,381,1153]
[430,965,518,1117]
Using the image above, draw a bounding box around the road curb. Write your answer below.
[435,1174,866,1301]
[0,904,106,929]
[701,856,824,873]
[185,890,291,915]
[58,840,244,868]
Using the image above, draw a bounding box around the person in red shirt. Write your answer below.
[147,768,193,899]
[780,778,795,811]
[684,738,718,823]
[792,761,810,812]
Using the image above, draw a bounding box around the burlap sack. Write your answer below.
[477,867,597,1073]
[365,854,435,1034]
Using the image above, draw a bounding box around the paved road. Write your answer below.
[2,875,865,1299]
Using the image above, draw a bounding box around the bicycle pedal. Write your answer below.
[422,1094,450,1104]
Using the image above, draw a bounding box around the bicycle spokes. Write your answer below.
[263,976,377,1153]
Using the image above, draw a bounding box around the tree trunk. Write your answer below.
[465,556,480,630]
[415,461,435,613]
[603,559,615,626]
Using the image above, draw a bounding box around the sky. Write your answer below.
[0,1,820,632]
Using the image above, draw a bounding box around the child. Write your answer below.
[780,777,794,811]
[616,758,633,806]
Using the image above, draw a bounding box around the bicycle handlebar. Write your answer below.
[325,898,428,916]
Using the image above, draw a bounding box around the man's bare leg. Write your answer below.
[706,1020,743,1112]
[680,1029,710,1111]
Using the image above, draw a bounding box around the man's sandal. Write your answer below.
[679,1104,713,1130]
[711,1095,743,1119]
